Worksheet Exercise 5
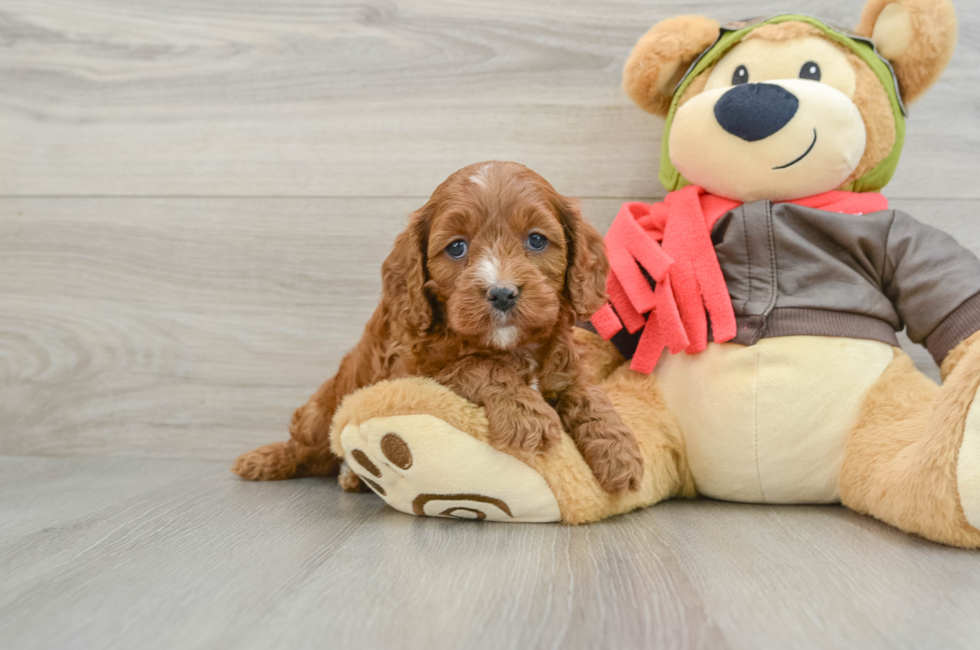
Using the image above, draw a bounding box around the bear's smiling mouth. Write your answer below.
[773,128,818,170]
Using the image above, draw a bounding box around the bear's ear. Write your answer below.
[623,16,720,117]
[855,0,957,104]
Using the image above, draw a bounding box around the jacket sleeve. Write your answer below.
[882,211,980,364]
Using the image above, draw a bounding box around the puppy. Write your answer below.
[233,161,644,494]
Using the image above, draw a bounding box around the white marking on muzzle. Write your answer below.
[475,254,501,288]
[491,325,519,350]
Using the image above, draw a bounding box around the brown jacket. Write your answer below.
[597,200,980,364]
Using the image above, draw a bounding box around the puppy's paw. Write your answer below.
[525,402,565,454]
[577,421,644,495]
[338,461,371,492]
[487,399,563,457]
[231,442,297,481]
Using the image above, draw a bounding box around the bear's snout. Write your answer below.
[714,83,799,142]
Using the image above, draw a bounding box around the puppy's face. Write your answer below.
[427,165,569,349]
[382,161,608,351]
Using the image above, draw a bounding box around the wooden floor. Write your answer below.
[3,455,980,650]
[2,0,980,648]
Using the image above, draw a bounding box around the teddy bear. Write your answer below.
[324,0,980,548]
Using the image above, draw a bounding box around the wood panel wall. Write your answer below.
[2,0,978,459]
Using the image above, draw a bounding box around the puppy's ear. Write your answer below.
[381,206,433,337]
[856,0,957,104]
[558,198,609,320]
[623,16,720,117]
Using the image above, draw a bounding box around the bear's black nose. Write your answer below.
[714,83,799,142]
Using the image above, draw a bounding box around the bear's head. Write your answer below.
[623,0,957,202]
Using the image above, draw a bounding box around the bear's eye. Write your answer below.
[732,65,749,85]
[800,61,821,81]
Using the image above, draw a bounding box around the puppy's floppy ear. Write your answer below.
[623,15,720,117]
[381,206,433,337]
[558,198,609,320]
[856,0,957,104]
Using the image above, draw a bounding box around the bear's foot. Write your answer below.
[337,412,561,522]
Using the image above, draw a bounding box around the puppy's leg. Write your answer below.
[338,461,373,492]
[233,348,369,483]
[437,361,563,457]
[288,392,346,479]
[555,378,645,494]
[231,383,344,481]
[230,440,302,481]
[483,384,565,457]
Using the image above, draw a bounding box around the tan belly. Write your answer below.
[656,336,895,503]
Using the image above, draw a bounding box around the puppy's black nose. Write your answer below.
[487,285,519,312]
[714,83,799,142]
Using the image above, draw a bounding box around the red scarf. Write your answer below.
[591,185,889,373]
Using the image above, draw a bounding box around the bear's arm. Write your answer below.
[882,210,980,364]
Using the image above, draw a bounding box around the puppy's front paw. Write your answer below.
[487,399,563,457]
[576,421,644,495]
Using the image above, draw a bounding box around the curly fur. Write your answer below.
[232,161,644,494]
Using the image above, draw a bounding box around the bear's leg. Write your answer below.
[328,339,695,524]
[550,361,696,524]
[839,333,980,548]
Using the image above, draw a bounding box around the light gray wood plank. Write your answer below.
[1,198,974,459]
[1,456,979,650]
[0,197,417,459]
[0,455,218,539]
[0,0,976,199]
[639,502,980,650]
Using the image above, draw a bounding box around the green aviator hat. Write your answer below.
[658,14,907,195]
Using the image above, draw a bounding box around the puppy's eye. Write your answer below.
[732,65,749,85]
[526,233,548,252]
[800,61,821,81]
[445,239,468,259]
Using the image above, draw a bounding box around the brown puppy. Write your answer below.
[232,161,643,494]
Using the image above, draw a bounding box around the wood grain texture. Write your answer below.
[3,197,973,460]
[2,3,979,648]
[1,456,979,650]
[0,0,977,199]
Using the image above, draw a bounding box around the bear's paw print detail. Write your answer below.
[338,413,562,523]
[347,449,386,494]
[350,449,381,477]
[380,432,412,469]
[412,493,514,520]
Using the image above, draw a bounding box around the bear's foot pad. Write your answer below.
[340,414,561,523]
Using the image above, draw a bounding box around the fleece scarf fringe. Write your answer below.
[591,185,889,373]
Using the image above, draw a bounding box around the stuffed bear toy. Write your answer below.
[326,0,980,547]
